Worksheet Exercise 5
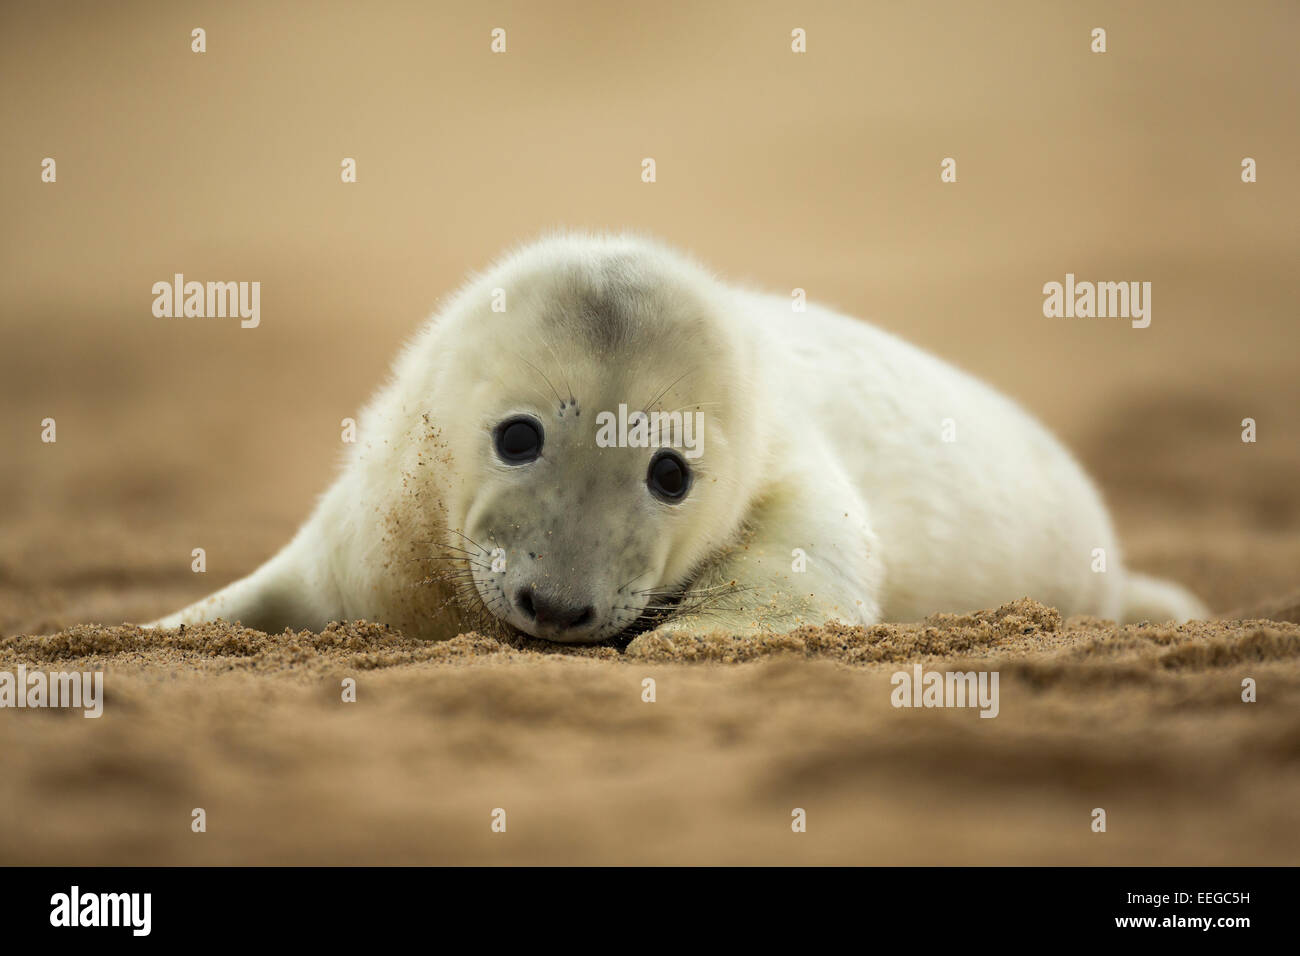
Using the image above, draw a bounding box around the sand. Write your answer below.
[2,595,1299,865]
[2,0,1298,864]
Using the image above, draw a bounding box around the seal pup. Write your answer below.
[151,233,1207,643]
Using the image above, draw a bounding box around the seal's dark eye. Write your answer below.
[647,451,690,502]
[495,416,543,464]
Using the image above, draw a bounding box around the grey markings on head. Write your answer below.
[550,254,665,353]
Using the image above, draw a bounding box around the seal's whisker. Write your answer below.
[415,572,477,587]
[429,575,507,634]
[635,582,741,596]
[642,368,694,414]
[659,401,721,414]
[431,546,483,561]
[431,541,485,558]
[432,565,492,577]
[425,559,492,574]
[616,575,754,634]
[618,569,653,592]
[536,332,575,402]
[512,352,565,406]
[430,554,482,569]
[445,528,492,555]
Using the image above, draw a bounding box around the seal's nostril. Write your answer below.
[516,589,535,619]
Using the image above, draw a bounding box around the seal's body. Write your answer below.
[153,234,1206,643]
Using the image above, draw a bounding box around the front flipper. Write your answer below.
[631,466,883,646]
[145,541,341,634]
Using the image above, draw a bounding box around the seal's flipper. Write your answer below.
[1121,572,1208,624]
[146,546,339,634]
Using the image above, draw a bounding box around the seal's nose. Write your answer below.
[515,588,594,631]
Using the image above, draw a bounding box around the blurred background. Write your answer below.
[1,0,1298,868]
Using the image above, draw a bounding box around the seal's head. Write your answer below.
[425,235,761,642]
